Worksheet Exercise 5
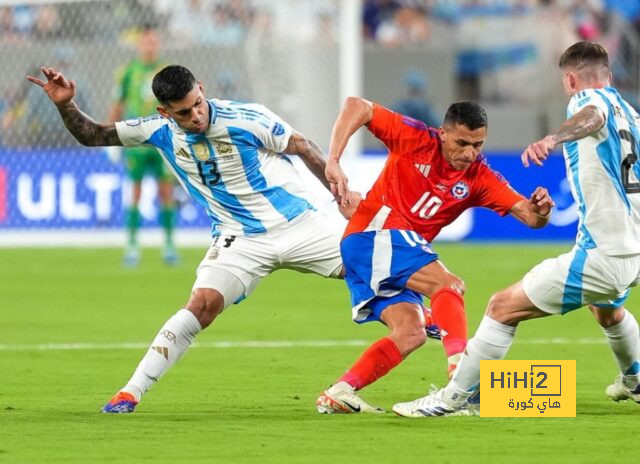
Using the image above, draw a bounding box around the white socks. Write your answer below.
[447,316,516,398]
[601,309,640,377]
[121,309,202,401]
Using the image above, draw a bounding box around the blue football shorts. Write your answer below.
[341,229,439,323]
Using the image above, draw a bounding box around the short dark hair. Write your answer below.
[152,65,197,104]
[559,41,609,70]
[443,101,487,130]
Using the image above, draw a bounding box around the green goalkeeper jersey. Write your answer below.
[114,59,165,118]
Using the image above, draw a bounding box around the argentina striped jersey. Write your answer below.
[115,99,314,236]
[564,87,640,255]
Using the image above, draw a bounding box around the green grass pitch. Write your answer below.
[1,244,638,463]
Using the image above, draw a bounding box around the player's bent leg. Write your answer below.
[317,301,424,414]
[486,281,550,325]
[589,305,625,327]
[590,305,640,402]
[407,260,467,375]
[102,271,246,413]
[393,282,547,418]
[101,307,202,414]
[381,302,427,356]
[186,288,225,328]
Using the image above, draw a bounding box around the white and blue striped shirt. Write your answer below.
[564,87,640,255]
[115,99,314,237]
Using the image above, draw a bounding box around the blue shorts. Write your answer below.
[341,229,439,323]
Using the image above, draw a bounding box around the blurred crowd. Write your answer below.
[0,0,639,149]
[0,0,637,47]
[363,0,640,46]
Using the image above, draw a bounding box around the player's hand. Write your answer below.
[529,186,554,218]
[325,158,350,206]
[26,66,77,107]
[521,135,557,167]
[337,190,363,219]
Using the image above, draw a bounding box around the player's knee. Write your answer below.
[436,275,465,296]
[405,329,427,354]
[185,288,224,328]
[450,276,466,296]
[392,326,426,356]
[589,305,624,328]
[486,290,510,321]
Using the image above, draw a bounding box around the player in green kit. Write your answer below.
[108,24,178,266]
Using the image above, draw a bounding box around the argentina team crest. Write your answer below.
[193,143,209,161]
[451,181,470,200]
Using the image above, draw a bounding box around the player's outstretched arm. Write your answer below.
[284,132,362,219]
[326,97,374,205]
[285,132,331,191]
[26,66,122,147]
[521,105,604,167]
[509,186,555,228]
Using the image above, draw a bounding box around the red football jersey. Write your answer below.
[345,104,525,242]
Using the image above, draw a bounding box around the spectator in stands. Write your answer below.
[362,0,401,39]
[32,5,61,39]
[376,5,430,47]
[0,6,18,42]
[392,69,440,127]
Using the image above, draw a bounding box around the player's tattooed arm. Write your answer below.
[57,101,123,147]
[549,105,605,145]
[284,131,362,218]
[285,132,331,191]
[521,105,604,167]
[26,66,122,146]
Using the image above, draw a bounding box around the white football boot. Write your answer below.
[606,374,640,403]
[316,381,385,414]
[392,386,469,417]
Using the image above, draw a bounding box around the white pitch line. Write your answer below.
[0,338,607,351]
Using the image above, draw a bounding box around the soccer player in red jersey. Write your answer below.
[316,98,555,414]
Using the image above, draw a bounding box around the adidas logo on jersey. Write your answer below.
[415,163,431,178]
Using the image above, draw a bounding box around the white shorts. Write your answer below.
[193,211,343,308]
[522,245,640,315]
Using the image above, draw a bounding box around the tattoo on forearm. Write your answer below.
[302,139,331,190]
[551,106,604,144]
[288,135,330,190]
[57,102,122,146]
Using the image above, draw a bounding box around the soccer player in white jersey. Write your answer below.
[393,41,640,417]
[26,64,360,413]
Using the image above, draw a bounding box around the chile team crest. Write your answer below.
[451,181,470,200]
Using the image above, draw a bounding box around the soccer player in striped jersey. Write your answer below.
[393,42,640,418]
[27,64,359,413]
[316,98,554,414]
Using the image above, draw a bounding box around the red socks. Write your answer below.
[339,337,402,390]
[431,287,467,358]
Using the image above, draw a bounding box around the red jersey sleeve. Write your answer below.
[473,161,525,216]
[366,103,434,154]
